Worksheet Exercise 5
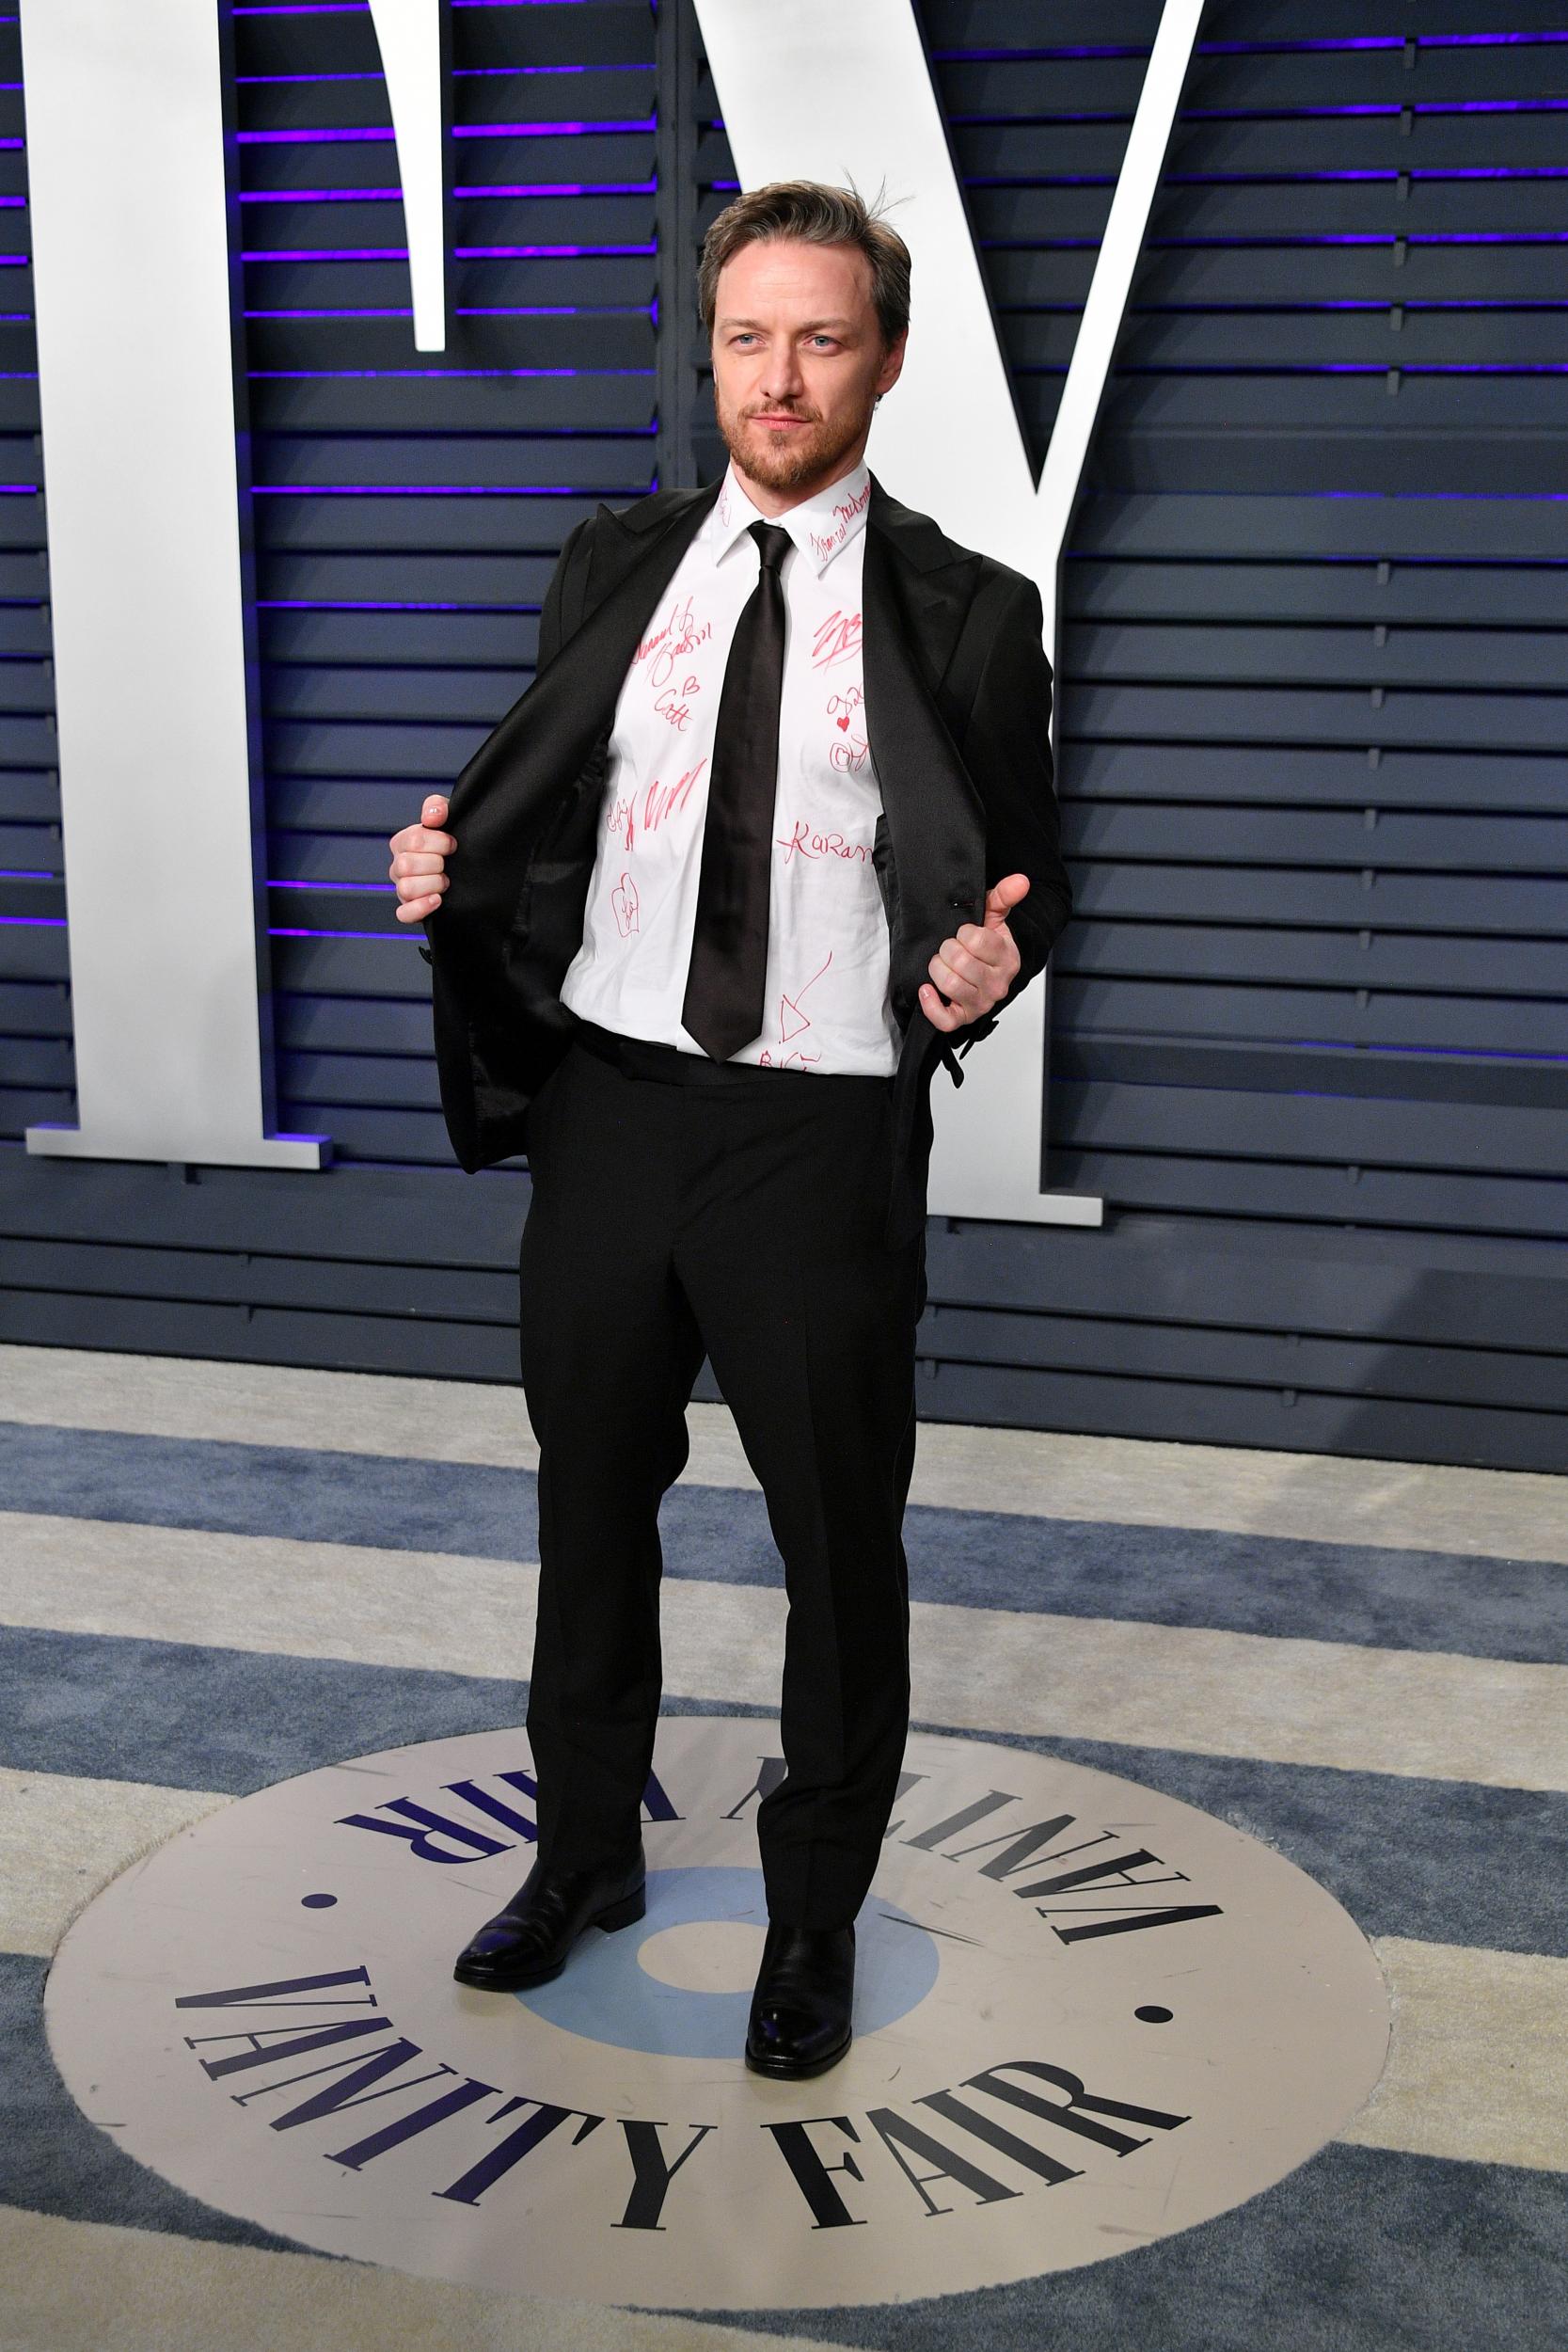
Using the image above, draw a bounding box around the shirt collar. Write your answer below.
[706,456,872,579]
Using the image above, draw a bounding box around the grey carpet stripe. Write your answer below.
[2,1422,1563,1663]
[2,1625,1563,1961]
[683,2141,1568,2352]
[1,1931,1561,2352]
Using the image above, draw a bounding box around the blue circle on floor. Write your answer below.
[513,1866,941,2058]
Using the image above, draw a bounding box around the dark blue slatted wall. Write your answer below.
[249,0,657,1166]
[1,1,1563,1474]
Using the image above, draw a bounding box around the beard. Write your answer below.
[716,390,872,495]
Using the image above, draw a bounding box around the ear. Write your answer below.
[876,326,909,400]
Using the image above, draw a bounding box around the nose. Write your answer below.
[759,342,807,408]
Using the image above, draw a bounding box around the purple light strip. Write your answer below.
[1146,231,1568,247]
[238,119,654,145]
[268,926,416,941]
[934,30,1568,59]
[238,181,656,201]
[245,246,408,262]
[252,483,646,496]
[245,305,416,319]
[259,599,529,611]
[0,914,65,928]
[243,304,610,321]
[454,118,656,137]
[241,188,404,204]
[249,364,648,380]
[454,181,657,198]
[242,242,656,262]
[271,880,388,893]
[1185,99,1568,120]
[456,242,656,259]
[239,64,613,82]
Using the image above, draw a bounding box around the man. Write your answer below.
[388,181,1071,2080]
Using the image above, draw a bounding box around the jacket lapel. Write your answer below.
[435,480,722,1012]
[861,471,990,1028]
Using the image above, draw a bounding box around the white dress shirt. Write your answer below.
[558,456,901,1075]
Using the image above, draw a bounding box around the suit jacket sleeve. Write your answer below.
[950,569,1073,1051]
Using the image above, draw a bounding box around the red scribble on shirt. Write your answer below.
[776,818,872,867]
[606,791,637,850]
[826,681,869,772]
[808,479,870,566]
[811,609,863,670]
[774,946,832,1067]
[642,758,707,836]
[654,674,701,732]
[610,872,640,937]
[634,594,713,694]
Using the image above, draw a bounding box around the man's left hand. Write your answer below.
[919,873,1031,1033]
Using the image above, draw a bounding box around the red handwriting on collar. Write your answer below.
[808,479,870,565]
[812,609,862,670]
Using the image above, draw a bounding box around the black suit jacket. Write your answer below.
[422,469,1072,1246]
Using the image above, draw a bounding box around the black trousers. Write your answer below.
[516,1020,927,1930]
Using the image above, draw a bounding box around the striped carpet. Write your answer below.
[1,1341,1564,2351]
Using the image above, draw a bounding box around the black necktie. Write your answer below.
[681,518,793,1060]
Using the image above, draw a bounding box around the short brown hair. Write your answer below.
[698,179,911,348]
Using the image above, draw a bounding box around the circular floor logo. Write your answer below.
[45,1720,1390,2310]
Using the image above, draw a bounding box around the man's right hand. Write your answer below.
[388,793,457,922]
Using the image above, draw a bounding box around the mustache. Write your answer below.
[745,405,818,422]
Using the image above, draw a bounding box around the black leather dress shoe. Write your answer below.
[452,1842,645,1992]
[744,1920,856,2078]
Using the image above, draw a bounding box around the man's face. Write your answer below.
[710,236,907,502]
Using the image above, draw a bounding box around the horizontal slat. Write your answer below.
[263,667,524,725]
[1071,863,1568,936]
[1056,920,1568,996]
[940,47,1568,115]
[250,376,654,437]
[1058,1039,1566,1113]
[1067,622,1568,694]
[1054,977,1568,1061]
[1054,1075,1568,1170]
[927,1209,1568,1353]
[1062,804,1568,875]
[261,552,559,605]
[254,495,626,553]
[1061,745,1568,815]
[926,1305,1568,1416]
[1051,1138,1568,1241]
[974,176,1568,243]
[261,722,488,780]
[278,1049,439,1109]
[261,611,535,666]
[1069,496,1568,564]
[917,1358,1568,1479]
[1065,564,1568,632]
[1069,684,1568,753]
[253,433,653,492]
[236,1,651,81]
